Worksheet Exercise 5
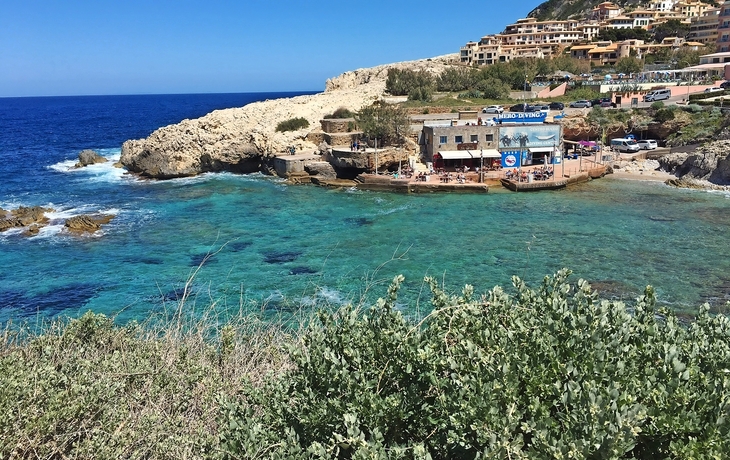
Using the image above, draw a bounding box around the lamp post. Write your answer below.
[374,137,378,175]
[480,147,484,183]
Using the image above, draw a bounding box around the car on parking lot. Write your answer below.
[533,103,550,111]
[569,100,592,108]
[721,81,730,89]
[481,105,504,114]
[704,87,723,93]
[549,101,564,110]
[510,103,538,112]
[637,139,658,150]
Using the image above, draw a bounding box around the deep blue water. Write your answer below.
[1,93,729,325]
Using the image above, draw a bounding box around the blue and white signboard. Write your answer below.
[494,112,547,124]
[498,125,561,149]
[501,150,529,168]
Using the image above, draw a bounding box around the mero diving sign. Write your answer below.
[494,112,547,123]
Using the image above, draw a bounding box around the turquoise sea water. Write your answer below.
[1,94,729,324]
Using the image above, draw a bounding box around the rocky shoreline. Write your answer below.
[119,56,455,179]
[117,55,730,190]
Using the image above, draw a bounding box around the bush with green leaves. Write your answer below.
[324,107,356,119]
[655,108,675,123]
[220,270,730,459]
[650,101,665,110]
[276,117,310,132]
[386,68,434,101]
[0,310,290,459]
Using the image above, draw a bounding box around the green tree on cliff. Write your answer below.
[355,101,411,147]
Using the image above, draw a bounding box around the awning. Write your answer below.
[436,151,473,160]
[528,147,555,153]
[437,149,501,160]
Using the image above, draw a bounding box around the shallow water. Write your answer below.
[1,94,729,324]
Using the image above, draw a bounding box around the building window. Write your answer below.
[455,135,463,144]
[439,136,447,144]
[485,134,494,142]
[470,135,478,143]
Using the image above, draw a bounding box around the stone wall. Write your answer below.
[321,118,356,134]
[325,132,359,146]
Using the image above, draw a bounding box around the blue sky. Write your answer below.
[1,0,543,97]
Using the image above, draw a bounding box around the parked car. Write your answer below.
[481,105,504,114]
[704,87,723,93]
[534,103,550,111]
[720,81,730,89]
[637,139,658,150]
[549,101,564,110]
[510,103,537,112]
[569,100,592,108]
[643,89,671,102]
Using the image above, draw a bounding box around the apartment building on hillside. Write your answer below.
[591,2,621,21]
[648,0,680,11]
[718,1,730,51]
[689,7,720,44]
[459,0,718,68]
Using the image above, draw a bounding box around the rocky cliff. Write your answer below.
[528,0,645,21]
[120,55,456,179]
[659,140,730,186]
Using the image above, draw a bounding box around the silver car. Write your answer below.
[481,105,504,114]
[637,139,658,150]
[569,100,592,108]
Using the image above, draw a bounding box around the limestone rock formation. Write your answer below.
[64,214,115,234]
[304,162,337,180]
[120,55,457,179]
[0,206,52,232]
[667,141,730,185]
[75,149,107,168]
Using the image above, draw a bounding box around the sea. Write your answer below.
[1,92,729,326]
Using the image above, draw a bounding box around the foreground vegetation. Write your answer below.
[2,270,729,459]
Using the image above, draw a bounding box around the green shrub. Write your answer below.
[458,89,482,99]
[650,101,665,110]
[219,270,730,459]
[0,310,290,459]
[682,104,704,113]
[324,107,355,119]
[655,108,675,123]
[422,108,430,114]
[276,117,310,132]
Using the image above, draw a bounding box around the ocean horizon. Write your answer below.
[1,92,729,325]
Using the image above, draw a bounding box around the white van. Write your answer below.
[643,89,671,102]
[610,138,640,153]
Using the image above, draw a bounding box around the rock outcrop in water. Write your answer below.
[0,206,52,232]
[659,141,730,186]
[75,149,107,168]
[119,56,456,179]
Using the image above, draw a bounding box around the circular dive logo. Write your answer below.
[504,154,517,167]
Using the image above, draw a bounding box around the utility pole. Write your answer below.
[375,137,378,174]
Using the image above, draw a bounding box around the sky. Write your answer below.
[0,0,544,97]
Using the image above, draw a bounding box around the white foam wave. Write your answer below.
[48,149,135,184]
[1,202,120,241]
[376,203,412,216]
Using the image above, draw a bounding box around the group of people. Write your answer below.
[439,172,467,184]
[350,141,364,152]
[505,166,554,182]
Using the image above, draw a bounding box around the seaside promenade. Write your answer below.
[355,155,608,193]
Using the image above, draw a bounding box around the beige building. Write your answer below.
[689,7,720,45]
[676,0,712,18]
[591,2,621,21]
